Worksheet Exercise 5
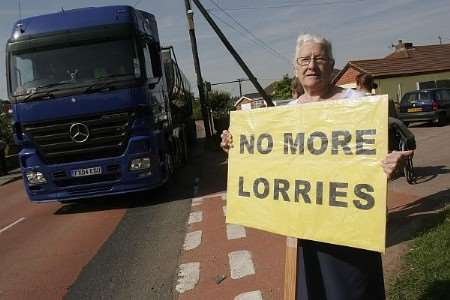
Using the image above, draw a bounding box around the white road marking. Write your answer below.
[0,217,25,234]
[234,290,263,300]
[183,230,202,251]
[191,197,203,207]
[226,224,246,240]
[228,250,255,279]
[223,206,227,216]
[188,211,203,224]
[175,262,200,293]
[205,191,226,199]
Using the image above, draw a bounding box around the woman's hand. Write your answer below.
[381,150,414,179]
[220,130,233,153]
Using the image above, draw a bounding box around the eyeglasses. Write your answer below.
[296,56,331,66]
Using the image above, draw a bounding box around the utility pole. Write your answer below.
[211,78,250,97]
[438,36,442,45]
[237,78,246,97]
[183,0,212,139]
[191,0,274,107]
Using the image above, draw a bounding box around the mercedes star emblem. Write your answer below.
[69,123,90,143]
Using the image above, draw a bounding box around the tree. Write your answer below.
[192,98,203,120]
[0,100,13,146]
[208,90,232,134]
[208,90,232,119]
[271,74,293,99]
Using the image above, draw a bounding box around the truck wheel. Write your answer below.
[435,112,446,127]
[181,128,189,163]
[165,153,174,176]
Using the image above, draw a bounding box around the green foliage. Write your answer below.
[192,99,203,120]
[271,74,293,100]
[0,103,13,145]
[208,90,232,119]
[388,209,450,299]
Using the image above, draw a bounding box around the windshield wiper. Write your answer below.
[35,81,74,90]
[22,89,56,101]
[21,81,75,101]
[84,74,135,94]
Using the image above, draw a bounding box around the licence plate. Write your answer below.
[71,166,102,177]
[407,107,423,112]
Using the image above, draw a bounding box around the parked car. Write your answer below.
[398,88,450,126]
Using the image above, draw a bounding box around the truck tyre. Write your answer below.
[181,127,189,163]
[436,112,446,127]
[166,153,174,176]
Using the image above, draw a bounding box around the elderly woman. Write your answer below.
[221,34,413,299]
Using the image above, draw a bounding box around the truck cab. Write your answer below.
[6,6,193,202]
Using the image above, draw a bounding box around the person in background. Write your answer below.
[356,73,378,95]
[221,33,414,299]
[291,76,304,99]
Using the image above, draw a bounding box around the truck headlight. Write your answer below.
[25,171,47,185]
[129,157,151,171]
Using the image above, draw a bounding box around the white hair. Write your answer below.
[295,33,334,62]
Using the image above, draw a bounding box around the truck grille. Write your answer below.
[23,112,133,164]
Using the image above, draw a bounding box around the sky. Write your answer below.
[1,0,450,99]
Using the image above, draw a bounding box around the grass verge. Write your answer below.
[388,209,450,299]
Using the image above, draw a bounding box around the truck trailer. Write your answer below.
[6,6,194,202]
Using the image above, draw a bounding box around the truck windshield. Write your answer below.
[10,38,139,97]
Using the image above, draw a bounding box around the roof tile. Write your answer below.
[349,43,450,77]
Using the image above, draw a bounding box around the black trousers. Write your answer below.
[296,239,385,300]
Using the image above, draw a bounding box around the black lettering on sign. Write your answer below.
[294,180,311,203]
[353,184,375,210]
[284,133,305,154]
[307,131,328,155]
[331,130,353,155]
[257,133,273,154]
[329,182,348,207]
[316,181,324,205]
[356,129,376,155]
[238,176,250,197]
[274,179,290,201]
[240,134,255,154]
[253,177,270,199]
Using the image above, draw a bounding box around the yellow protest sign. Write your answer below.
[226,95,388,252]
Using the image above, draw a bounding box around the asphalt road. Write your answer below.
[0,142,211,300]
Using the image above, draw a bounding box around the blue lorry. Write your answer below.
[6,6,195,202]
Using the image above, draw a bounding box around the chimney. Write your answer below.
[394,40,404,51]
[394,40,414,51]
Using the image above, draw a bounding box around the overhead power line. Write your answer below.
[207,0,292,65]
[207,0,366,11]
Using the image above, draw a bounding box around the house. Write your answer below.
[334,40,450,103]
[233,96,267,111]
